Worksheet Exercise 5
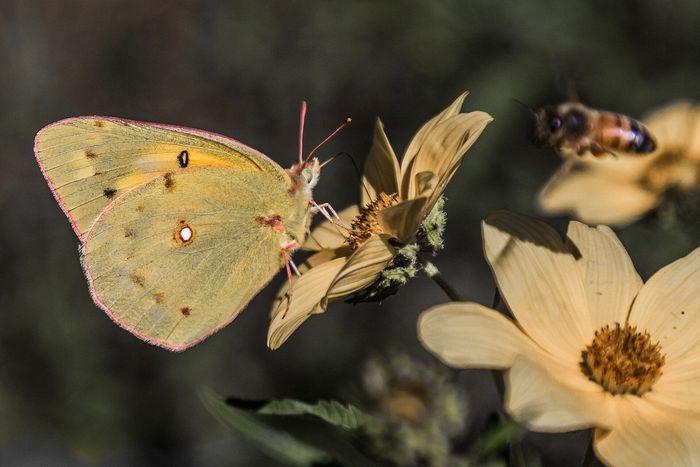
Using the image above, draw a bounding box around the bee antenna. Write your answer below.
[511,98,537,117]
[565,80,580,102]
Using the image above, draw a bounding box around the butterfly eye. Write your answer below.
[549,116,563,132]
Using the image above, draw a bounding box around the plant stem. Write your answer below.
[582,432,595,467]
[421,259,524,467]
[421,259,462,301]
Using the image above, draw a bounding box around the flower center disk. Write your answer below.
[580,322,665,396]
[348,192,399,250]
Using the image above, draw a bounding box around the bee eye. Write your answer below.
[549,117,562,132]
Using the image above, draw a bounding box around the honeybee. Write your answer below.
[533,102,657,157]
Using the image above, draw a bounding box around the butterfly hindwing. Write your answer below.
[82,166,303,350]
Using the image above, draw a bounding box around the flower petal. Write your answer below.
[644,101,700,161]
[628,246,700,363]
[417,302,529,369]
[402,111,492,210]
[482,211,592,361]
[268,256,348,349]
[303,205,359,251]
[538,159,659,226]
[401,92,469,183]
[420,113,492,210]
[361,118,401,206]
[506,354,614,432]
[594,396,700,467]
[325,234,395,301]
[378,196,428,243]
[565,222,642,329]
[644,353,700,416]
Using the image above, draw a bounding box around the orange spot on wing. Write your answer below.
[254,214,284,233]
[130,274,145,286]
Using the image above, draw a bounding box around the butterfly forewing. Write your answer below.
[83,166,304,350]
[35,117,288,237]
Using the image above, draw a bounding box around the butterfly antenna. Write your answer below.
[298,101,307,165]
[511,98,537,117]
[304,117,352,164]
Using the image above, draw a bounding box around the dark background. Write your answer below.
[1,1,699,465]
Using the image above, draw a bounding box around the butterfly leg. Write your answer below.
[311,200,340,221]
[280,241,300,319]
[311,200,351,233]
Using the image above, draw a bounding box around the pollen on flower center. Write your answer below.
[348,192,399,250]
[580,322,665,396]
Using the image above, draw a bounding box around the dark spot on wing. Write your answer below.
[130,274,145,286]
[94,120,105,128]
[178,150,189,168]
[94,171,102,176]
[124,228,135,238]
[85,150,98,159]
[136,205,145,212]
[153,292,165,304]
[103,188,117,199]
[164,173,174,191]
[180,306,192,316]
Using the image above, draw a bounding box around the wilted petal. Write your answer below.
[402,111,492,207]
[303,205,359,251]
[482,212,592,361]
[565,222,642,329]
[628,246,700,363]
[594,396,700,467]
[506,355,613,432]
[361,118,401,206]
[418,302,529,369]
[268,256,347,349]
[325,234,395,302]
[538,159,658,226]
[378,196,428,244]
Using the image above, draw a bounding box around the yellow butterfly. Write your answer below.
[34,105,342,350]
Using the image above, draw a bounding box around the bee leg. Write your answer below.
[590,144,616,158]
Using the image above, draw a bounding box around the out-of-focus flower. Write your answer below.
[538,101,700,225]
[267,92,492,349]
[359,354,469,467]
[419,210,700,466]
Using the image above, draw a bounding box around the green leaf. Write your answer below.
[259,399,371,431]
[201,389,331,466]
[469,419,524,462]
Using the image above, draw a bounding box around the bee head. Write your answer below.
[533,106,565,146]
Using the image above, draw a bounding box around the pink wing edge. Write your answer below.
[34,115,285,351]
[33,115,278,240]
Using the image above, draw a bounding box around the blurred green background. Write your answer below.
[1,1,699,465]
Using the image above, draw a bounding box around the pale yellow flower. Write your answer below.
[419,210,700,466]
[538,101,700,225]
[267,92,492,349]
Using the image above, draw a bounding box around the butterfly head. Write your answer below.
[287,157,320,198]
[301,157,321,191]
